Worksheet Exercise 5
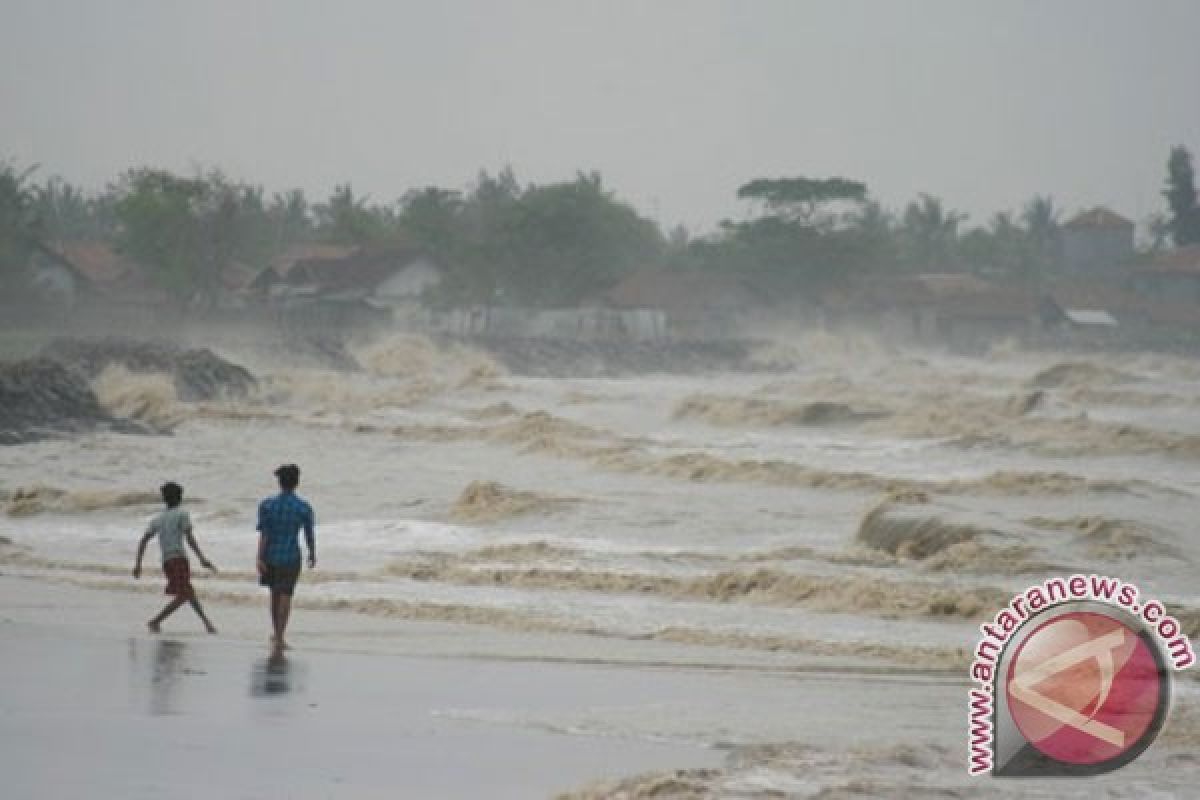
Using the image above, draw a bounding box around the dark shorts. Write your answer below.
[163,557,193,597]
[259,562,301,596]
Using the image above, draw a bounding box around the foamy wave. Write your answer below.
[91,365,184,431]
[5,486,162,517]
[352,333,505,388]
[852,494,1048,575]
[559,740,963,800]
[1030,360,1137,389]
[448,480,578,524]
[378,558,1007,620]
[673,393,886,427]
[1024,515,1179,560]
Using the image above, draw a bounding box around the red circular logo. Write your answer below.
[1006,611,1164,765]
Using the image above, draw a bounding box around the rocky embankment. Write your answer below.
[1,339,258,445]
[42,338,257,401]
[0,358,144,444]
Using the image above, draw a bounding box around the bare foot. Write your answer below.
[147,621,161,634]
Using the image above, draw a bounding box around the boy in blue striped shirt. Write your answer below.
[256,464,316,650]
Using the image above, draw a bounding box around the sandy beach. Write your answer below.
[0,572,969,799]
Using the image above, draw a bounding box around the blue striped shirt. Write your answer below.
[257,492,315,566]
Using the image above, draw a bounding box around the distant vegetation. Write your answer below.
[1,145,1196,307]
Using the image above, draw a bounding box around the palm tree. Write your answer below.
[0,161,44,285]
[901,193,966,271]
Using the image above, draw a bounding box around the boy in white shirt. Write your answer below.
[133,482,218,633]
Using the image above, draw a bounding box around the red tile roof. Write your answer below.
[53,241,135,283]
[1137,243,1200,275]
[1064,208,1133,230]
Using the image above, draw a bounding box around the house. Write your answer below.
[27,246,90,307]
[599,268,760,339]
[1131,244,1200,304]
[51,241,169,306]
[276,245,443,312]
[1060,208,1135,275]
[828,272,1064,350]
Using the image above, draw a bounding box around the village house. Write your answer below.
[598,267,760,339]
[50,241,169,308]
[1059,207,1135,275]
[270,244,445,325]
[1131,244,1200,304]
[827,273,1065,350]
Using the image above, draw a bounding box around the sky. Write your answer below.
[2,0,1198,236]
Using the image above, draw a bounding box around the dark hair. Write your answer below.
[275,464,300,491]
[160,482,183,508]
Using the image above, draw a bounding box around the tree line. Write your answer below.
[2,146,1198,307]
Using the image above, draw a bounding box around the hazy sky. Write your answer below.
[3,0,1198,235]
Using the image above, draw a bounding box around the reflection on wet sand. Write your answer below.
[251,649,295,697]
[142,639,187,716]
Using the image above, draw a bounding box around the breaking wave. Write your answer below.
[5,485,163,517]
[352,333,505,388]
[91,366,184,431]
[1029,361,1137,389]
[673,393,886,427]
[448,480,578,523]
[379,558,1008,620]
[1024,515,1179,560]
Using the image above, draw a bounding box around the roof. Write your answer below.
[1136,244,1200,276]
[283,246,435,293]
[53,241,136,284]
[831,273,1061,322]
[51,241,168,302]
[603,268,759,315]
[1063,308,1118,327]
[271,243,361,276]
[220,261,273,292]
[1064,208,1133,230]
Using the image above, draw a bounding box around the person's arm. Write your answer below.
[256,500,268,575]
[304,506,316,569]
[133,531,154,578]
[185,522,216,573]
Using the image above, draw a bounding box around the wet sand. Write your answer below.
[0,574,964,799]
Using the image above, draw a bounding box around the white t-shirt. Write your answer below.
[146,508,192,563]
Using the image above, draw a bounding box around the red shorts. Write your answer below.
[163,557,194,597]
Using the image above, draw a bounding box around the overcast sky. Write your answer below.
[2,0,1198,235]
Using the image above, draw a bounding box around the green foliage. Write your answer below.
[0,161,42,284]
[1164,146,1200,247]
[313,185,392,245]
[409,170,663,307]
[736,176,867,225]
[31,177,116,242]
[681,177,885,296]
[898,194,967,272]
[113,168,282,301]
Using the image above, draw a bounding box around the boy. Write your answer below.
[256,464,316,651]
[133,481,219,634]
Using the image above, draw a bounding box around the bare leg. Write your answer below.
[188,597,217,634]
[149,596,186,632]
[274,593,293,650]
[269,592,281,644]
